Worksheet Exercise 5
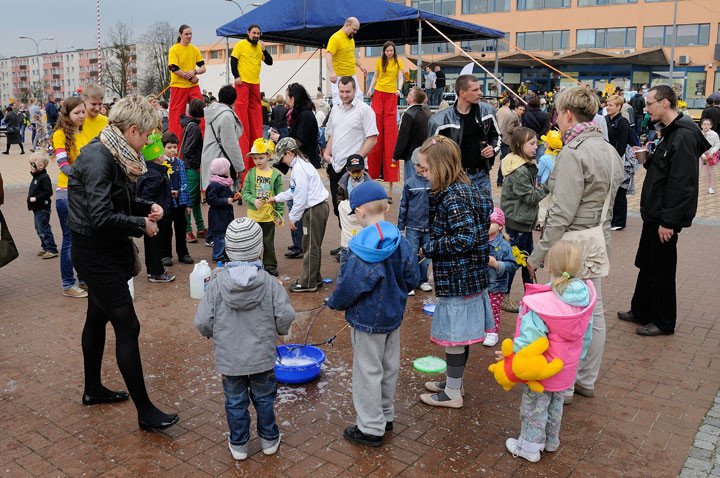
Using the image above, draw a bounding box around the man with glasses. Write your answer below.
[617,85,709,336]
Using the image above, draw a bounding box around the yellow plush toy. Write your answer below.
[488,337,564,393]
[540,129,563,154]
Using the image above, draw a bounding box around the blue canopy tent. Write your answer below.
[216,0,504,91]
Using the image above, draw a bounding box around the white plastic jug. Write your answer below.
[190,260,212,299]
[128,278,135,300]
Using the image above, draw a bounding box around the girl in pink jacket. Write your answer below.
[505,241,596,463]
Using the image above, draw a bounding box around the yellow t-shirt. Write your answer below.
[79,113,108,144]
[53,129,89,189]
[168,43,204,88]
[231,40,264,85]
[326,30,356,77]
[247,168,275,223]
[374,58,404,94]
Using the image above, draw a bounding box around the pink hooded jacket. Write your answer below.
[513,280,597,392]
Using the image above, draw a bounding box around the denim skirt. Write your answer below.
[430,290,492,346]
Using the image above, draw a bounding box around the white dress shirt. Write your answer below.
[326,98,379,173]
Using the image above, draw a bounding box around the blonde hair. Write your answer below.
[606,94,624,107]
[554,86,600,123]
[108,96,159,134]
[545,240,583,296]
[82,83,104,100]
[418,136,469,192]
[356,198,388,216]
[30,152,49,168]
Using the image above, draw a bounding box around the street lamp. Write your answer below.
[222,1,262,84]
[19,36,54,95]
[224,0,261,14]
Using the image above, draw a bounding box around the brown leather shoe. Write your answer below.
[635,323,673,336]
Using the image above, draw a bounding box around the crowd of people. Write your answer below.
[0,16,716,467]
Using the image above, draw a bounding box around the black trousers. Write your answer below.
[160,206,189,259]
[144,217,169,276]
[630,221,679,333]
[611,187,627,229]
[327,165,344,218]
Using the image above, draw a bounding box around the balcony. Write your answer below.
[52,62,60,67]
[20,77,28,82]
[89,58,98,64]
[19,65,27,70]
[53,74,60,79]
[53,86,61,91]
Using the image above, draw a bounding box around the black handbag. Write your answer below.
[0,210,19,268]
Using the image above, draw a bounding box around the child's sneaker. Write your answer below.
[185,232,197,243]
[63,286,88,298]
[41,251,58,259]
[36,250,45,256]
[343,425,383,447]
[505,438,541,463]
[419,282,432,292]
[149,271,175,283]
[408,289,415,296]
[502,296,520,313]
[228,441,248,460]
[544,441,559,452]
[261,435,281,455]
[483,333,499,347]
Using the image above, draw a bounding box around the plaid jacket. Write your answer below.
[168,156,191,208]
[424,181,492,297]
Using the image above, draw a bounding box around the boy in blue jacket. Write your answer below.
[328,181,419,448]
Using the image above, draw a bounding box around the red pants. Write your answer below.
[368,90,399,182]
[488,292,505,333]
[235,82,263,182]
[168,85,202,149]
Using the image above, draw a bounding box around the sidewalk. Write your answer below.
[1,144,720,477]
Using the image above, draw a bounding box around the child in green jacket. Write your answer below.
[242,138,285,276]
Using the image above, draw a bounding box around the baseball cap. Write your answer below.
[345,154,364,172]
[273,136,299,162]
[349,181,388,214]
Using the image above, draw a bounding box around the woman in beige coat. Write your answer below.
[526,86,624,405]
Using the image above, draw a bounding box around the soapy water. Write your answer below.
[276,346,318,367]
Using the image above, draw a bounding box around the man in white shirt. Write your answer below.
[324,76,378,220]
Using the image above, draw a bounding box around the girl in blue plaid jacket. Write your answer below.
[417,136,493,410]
[161,132,194,265]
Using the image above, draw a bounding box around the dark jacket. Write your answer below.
[135,161,172,220]
[27,169,53,211]
[288,109,321,168]
[700,106,720,134]
[640,114,709,230]
[4,111,21,144]
[206,180,234,231]
[271,104,289,129]
[337,171,372,205]
[328,221,418,334]
[392,104,429,162]
[424,181,492,297]
[606,113,630,157]
[67,138,153,240]
[397,172,430,232]
[427,102,501,173]
[46,101,58,126]
[180,115,203,171]
[629,94,646,118]
[487,234,518,293]
[522,107,548,138]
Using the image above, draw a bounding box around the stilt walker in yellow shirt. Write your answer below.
[231,24,273,181]
[326,17,366,107]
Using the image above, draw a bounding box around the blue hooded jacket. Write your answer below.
[397,172,431,232]
[328,221,419,334]
[487,234,518,293]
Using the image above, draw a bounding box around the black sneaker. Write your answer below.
[179,255,194,264]
[149,271,176,283]
[161,257,173,267]
[267,269,279,277]
[205,240,214,247]
[289,282,318,293]
[385,421,393,431]
[343,425,383,447]
[330,247,342,256]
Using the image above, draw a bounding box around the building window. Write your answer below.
[412,0,456,15]
[283,45,297,54]
[577,27,636,49]
[517,0,570,10]
[302,46,315,52]
[578,0,636,4]
[365,46,384,57]
[643,24,710,47]
[266,45,277,55]
[461,34,511,52]
[462,0,510,13]
[645,0,671,2]
[410,42,453,55]
[210,50,220,59]
[516,30,569,51]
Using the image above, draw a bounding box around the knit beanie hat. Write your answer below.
[210,157,231,176]
[490,206,505,227]
[225,218,263,262]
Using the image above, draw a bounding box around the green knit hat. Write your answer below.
[141,132,164,161]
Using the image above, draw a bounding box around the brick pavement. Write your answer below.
[1,143,720,477]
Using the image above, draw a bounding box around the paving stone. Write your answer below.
[689,446,714,460]
[686,457,714,473]
[680,469,709,478]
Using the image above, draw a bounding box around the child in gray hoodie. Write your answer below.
[195,217,295,461]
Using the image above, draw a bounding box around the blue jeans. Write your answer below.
[33,210,58,253]
[506,226,534,292]
[211,229,226,261]
[403,160,415,191]
[222,370,279,445]
[405,228,430,283]
[535,143,546,162]
[467,170,492,197]
[56,198,78,289]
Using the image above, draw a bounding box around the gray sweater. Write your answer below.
[195,263,295,376]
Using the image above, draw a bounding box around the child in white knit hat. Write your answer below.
[195,217,296,461]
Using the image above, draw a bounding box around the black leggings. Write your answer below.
[82,291,153,414]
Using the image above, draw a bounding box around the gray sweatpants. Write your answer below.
[569,277,605,393]
[351,327,400,437]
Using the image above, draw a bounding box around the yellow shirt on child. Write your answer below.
[374,58,404,94]
[247,168,275,223]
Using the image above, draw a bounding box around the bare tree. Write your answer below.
[103,21,136,98]
[139,21,175,101]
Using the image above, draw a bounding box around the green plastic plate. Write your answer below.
[413,356,447,373]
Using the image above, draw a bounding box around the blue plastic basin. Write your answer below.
[275,345,326,384]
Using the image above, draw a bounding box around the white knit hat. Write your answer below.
[225,218,263,262]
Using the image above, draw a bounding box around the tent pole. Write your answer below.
[319,47,323,96]
[226,37,230,85]
[493,40,500,96]
[417,19,422,89]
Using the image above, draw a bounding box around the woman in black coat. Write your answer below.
[67,96,178,431]
[3,107,25,154]
[605,94,631,230]
[521,96,548,157]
